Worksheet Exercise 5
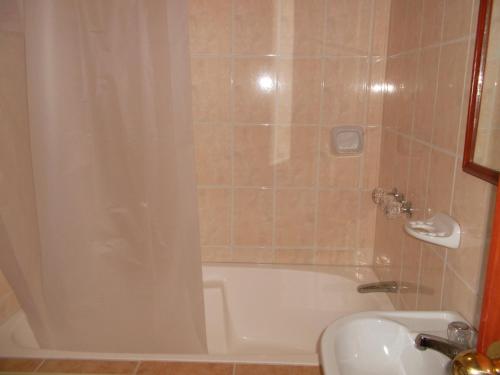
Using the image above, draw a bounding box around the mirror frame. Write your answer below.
[463,0,499,185]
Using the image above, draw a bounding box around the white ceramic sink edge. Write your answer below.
[320,310,466,375]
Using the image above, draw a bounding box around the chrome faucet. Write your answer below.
[357,281,399,293]
[415,321,475,360]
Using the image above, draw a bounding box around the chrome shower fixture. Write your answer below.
[372,187,413,218]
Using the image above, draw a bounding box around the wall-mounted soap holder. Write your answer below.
[404,213,461,248]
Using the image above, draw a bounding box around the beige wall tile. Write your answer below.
[404,0,424,52]
[198,189,231,246]
[387,0,423,55]
[442,266,482,327]
[362,126,382,188]
[233,125,273,186]
[426,150,455,214]
[373,215,405,281]
[398,53,419,135]
[233,188,273,246]
[276,59,322,124]
[201,247,233,263]
[191,58,231,123]
[194,124,232,185]
[314,249,368,266]
[386,0,407,55]
[323,57,369,124]
[275,126,319,187]
[367,58,387,124]
[413,47,440,143]
[393,135,411,193]
[372,0,391,57]
[274,249,314,265]
[325,0,373,56]
[358,191,377,249]
[189,0,232,55]
[417,245,446,310]
[233,58,277,124]
[279,0,325,56]
[450,166,495,291]
[421,0,445,47]
[400,237,422,310]
[373,0,491,327]
[432,41,468,152]
[317,191,359,249]
[442,0,474,42]
[378,129,397,188]
[275,190,316,246]
[407,141,431,216]
[232,248,274,263]
[190,0,390,265]
[234,0,279,55]
[382,53,419,135]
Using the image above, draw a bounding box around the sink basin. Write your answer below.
[320,311,466,375]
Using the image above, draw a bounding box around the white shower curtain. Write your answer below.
[0,0,207,353]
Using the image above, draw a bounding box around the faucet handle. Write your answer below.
[448,321,473,348]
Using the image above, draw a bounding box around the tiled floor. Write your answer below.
[0,359,322,375]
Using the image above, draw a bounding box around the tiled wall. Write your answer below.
[189,0,391,265]
[373,0,497,326]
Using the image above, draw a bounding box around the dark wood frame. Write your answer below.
[463,0,499,185]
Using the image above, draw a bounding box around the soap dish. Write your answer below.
[404,213,461,248]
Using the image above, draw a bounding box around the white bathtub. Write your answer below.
[0,264,394,365]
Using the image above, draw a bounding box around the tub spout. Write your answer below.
[357,281,399,293]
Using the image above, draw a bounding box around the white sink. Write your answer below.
[320,311,465,375]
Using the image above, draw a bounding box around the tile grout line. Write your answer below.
[385,35,472,59]
[229,0,236,261]
[355,0,378,265]
[385,126,457,158]
[193,121,383,128]
[132,361,141,375]
[33,359,45,373]
[416,0,447,310]
[197,184,379,192]
[438,0,458,311]
[189,34,472,61]
[401,0,426,309]
[203,244,372,251]
[312,0,330,265]
[270,0,283,263]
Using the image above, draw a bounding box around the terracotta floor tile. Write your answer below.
[36,359,137,374]
[0,358,43,372]
[235,365,322,375]
[137,362,233,375]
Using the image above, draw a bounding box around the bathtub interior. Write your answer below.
[0,264,394,363]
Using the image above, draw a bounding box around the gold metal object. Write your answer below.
[487,340,500,359]
[452,342,500,375]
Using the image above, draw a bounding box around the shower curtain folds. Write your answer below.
[0,0,207,353]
